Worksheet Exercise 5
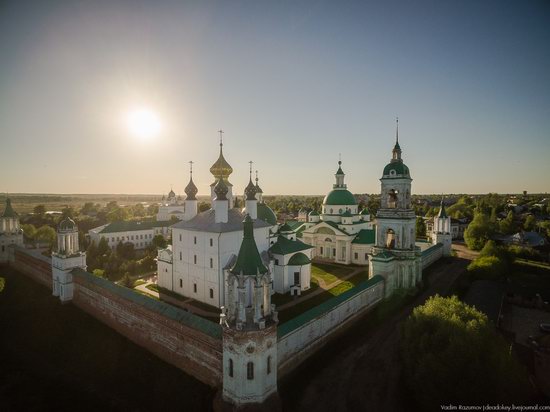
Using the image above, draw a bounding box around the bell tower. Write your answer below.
[432,198,452,256]
[369,119,422,297]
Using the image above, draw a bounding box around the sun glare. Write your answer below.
[125,107,162,140]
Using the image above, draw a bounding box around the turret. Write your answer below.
[255,170,263,202]
[52,215,86,302]
[334,159,346,189]
[220,215,278,406]
[433,198,452,256]
[184,161,198,220]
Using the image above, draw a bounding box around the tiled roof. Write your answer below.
[270,235,314,255]
[98,220,173,234]
[352,229,376,244]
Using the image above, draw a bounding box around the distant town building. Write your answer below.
[88,220,173,250]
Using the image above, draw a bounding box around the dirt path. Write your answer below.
[283,247,473,412]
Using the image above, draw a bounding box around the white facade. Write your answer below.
[432,200,453,256]
[88,222,171,250]
[0,198,24,263]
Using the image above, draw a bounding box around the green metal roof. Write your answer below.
[1,198,18,218]
[285,220,304,231]
[278,275,384,337]
[257,202,277,225]
[341,209,353,217]
[383,161,410,177]
[437,201,448,219]
[59,216,76,231]
[323,189,357,206]
[287,252,311,266]
[308,210,319,216]
[71,268,222,339]
[279,223,294,232]
[352,229,376,244]
[230,215,268,276]
[269,235,313,255]
[99,220,173,234]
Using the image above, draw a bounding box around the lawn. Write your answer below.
[311,263,354,285]
[277,268,369,323]
[0,267,214,411]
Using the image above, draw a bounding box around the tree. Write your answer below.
[464,210,493,250]
[119,272,134,288]
[92,269,106,278]
[61,206,75,218]
[117,242,135,260]
[35,225,56,247]
[152,234,167,249]
[107,207,128,222]
[402,295,530,410]
[499,211,517,235]
[415,217,427,238]
[0,277,5,293]
[523,215,536,231]
[33,204,46,216]
[21,224,37,240]
[148,204,159,215]
[97,237,110,256]
[132,203,146,217]
[198,201,210,212]
[467,256,506,281]
[80,202,99,216]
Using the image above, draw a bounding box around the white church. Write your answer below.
[157,135,314,308]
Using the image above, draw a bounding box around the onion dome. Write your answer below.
[210,136,233,179]
[323,190,357,206]
[185,178,198,201]
[58,216,76,232]
[257,203,277,225]
[1,198,18,218]
[245,179,257,201]
[230,214,268,276]
[336,160,344,175]
[168,189,176,199]
[255,174,263,194]
[308,210,319,216]
[214,176,228,201]
[341,209,353,217]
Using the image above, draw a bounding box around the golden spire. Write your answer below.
[209,129,233,179]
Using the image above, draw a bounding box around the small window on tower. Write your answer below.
[247,362,254,380]
[194,236,197,244]
[210,288,214,299]
[194,255,197,264]
[267,356,272,374]
[210,238,213,247]
[179,279,183,288]
[193,283,197,293]
[229,359,234,377]
[210,258,213,268]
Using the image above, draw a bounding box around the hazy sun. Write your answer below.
[125,107,162,140]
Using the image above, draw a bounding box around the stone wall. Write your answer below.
[9,246,223,387]
[276,275,385,377]
[421,243,444,269]
[10,246,52,288]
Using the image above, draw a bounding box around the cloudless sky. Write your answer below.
[1,0,549,196]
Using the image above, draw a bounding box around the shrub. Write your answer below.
[467,256,506,281]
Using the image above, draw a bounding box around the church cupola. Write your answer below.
[214,176,229,223]
[184,161,198,220]
[244,163,258,220]
[209,130,234,208]
[334,158,346,189]
[391,117,402,162]
[1,197,21,234]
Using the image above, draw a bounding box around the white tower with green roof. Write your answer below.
[0,197,24,262]
[220,214,278,406]
[432,198,452,256]
[369,120,422,297]
[52,216,87,302]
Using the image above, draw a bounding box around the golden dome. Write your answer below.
[210,143,233,179]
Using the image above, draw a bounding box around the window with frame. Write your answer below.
[210,258,213,268]
[229,359,233,377]
[354,252,358,259]
[267,356,272,374]
[193,283,197,293]
[194,236,197,244]
[247,362,254,380]
[209,288,214,299]
[179,279,183,288]
[179,234,182,241]
[210,238,213,247]
[194,255,197,264]
[180,252,182,260]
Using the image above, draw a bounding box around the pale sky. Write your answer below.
[1,0,549,196]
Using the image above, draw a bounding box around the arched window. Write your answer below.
[330,208,333,214]
[387,190,398,209]
[267,356,272,374]
[247,362,254,380]
[229,358,233,377]
[386,229,395,249]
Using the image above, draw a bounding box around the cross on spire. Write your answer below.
[248,161,253,180]
[396,116,399,144]
[218,129,224,146]
[189,160,194,175]
[255,170,259,184]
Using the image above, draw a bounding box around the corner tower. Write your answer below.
[52,216,86,302]
[220,214,278,407]
[0,197,24,262]
[432,198,452,256]
[369,119,422,296]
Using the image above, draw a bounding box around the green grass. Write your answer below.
[277,269,369,323]
[146,283,159,292]
[133,279,146,287]
[311,263,354,285]
[271,283,320,306]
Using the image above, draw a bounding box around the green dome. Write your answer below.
[257,202,277,225]
[323,189,357,206]
[383,161,410,177]
[308,210,319,216]
[288,252,311,266]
